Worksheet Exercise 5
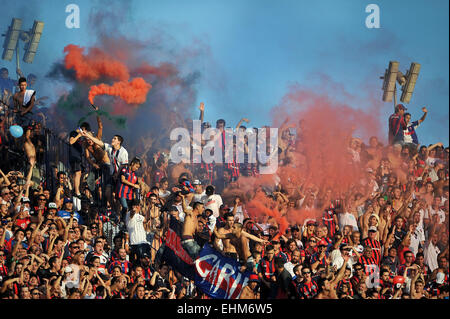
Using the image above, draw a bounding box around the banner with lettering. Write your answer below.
[194,244,252,299]
[161,218,195,279]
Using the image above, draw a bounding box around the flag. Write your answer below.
[161,218,195,279]
[194,244,252,299]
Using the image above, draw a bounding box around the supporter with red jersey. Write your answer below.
[117,157,141,220]
[363,226,382,265]
[108,248,132,275]
[296,266,318,299]
[258,244,276,299]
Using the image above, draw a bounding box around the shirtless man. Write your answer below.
[79,119,118,205]
[214,212,238,259]
[181,201,205,260]
[392,187,404,213]
[315,255,350,299]
[239,274,260,299]
[13,77,36,166]
[12,77,35,121]
[23,124,36,167]
[213,217,268,270]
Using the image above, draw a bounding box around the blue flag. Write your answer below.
[194,245,252,299]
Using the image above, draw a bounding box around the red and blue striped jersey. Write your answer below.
[310,251,329,267]
[297,279,319,299]
[117,167,138,200]
[108,260,132,275]
[322,209,337,237]
[363,238,382,265]
[337,278,354,296]
[359,255,379,277]
[258,258,276,281]
[227,160,240,179]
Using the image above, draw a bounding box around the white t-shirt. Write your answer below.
[425,206,446,224]
[330,249,354,275]
[204,194,223,218]
[424,242,440,272]
[426,157,438,167]
[192,191,207,204]
[230,205,246,223]
[409,226,425,256]
[338,212,359,232]
[104,144,129,174]
[126,212,148,245]
[284,261,298,278]
[159,190,171,199]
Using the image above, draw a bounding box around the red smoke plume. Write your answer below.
[88,78,152,105]
[235,84,382,230]
[64,44,129,82]
[64,44,152,105]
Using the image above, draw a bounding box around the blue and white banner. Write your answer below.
[194,245,252,299]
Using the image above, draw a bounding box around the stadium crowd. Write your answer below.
[0,67,448,300]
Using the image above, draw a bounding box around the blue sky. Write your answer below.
[2,0,448,145]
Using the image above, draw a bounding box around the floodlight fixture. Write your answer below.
[381,61,399,102]
[1,18,22,61]
[400,62,421,104]
[23,20,44,64]
[1,18,44,69]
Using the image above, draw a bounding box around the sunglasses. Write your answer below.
[302,271,311,275]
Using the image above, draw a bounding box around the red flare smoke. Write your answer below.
[64,44,153,105]
[88,78,152,105]
[64,44,130,82]
[131,62,178,78]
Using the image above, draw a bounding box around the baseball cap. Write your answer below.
[1,200,7,205]
[64,266,73,273]
[318,239,328,247]
[21,197,30,203]
[436,272,445,284]
[306,220,317,226]
[63,198,73,204]
[248,274,259,283]
[396,104,407,111]
[193,180,202,185]
[368,226,378,232]
[48,202,58,209]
